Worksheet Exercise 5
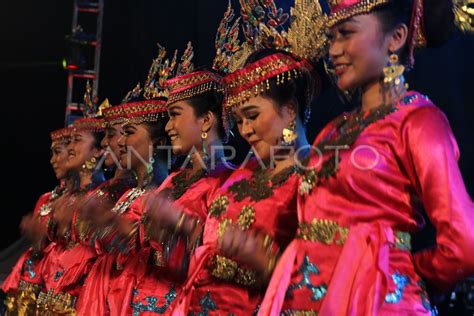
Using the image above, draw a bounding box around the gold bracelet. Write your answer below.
[262,252,278,282]
[174,212,186,234]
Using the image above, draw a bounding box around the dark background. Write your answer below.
[0,0,473,251]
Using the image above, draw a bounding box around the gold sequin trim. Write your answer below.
[209,255,258,287]
[4,281,41,315]
[208,195,229,218]
[327,0,391,27]
[237,205,255,230]
[298,218,349,245]
[298,218,411,250]
[281,310,319,316]
[209,255,238,281]
[152,249,165,267]
[36,290,77,315]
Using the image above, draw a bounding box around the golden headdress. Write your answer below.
[74,80,106,132]
[220,0,327,120]
[164,41,223,106]
[119,43,176,125]
[226,0,328,70]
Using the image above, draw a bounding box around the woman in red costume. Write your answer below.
[75,45,173,315]
[106,40,234,315]
[2,126,73,315]
[260,0,474,315]
[35,85,108,315]
[166,3,330,313]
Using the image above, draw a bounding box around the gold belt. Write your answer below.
[209,255,259,287]
[297,219,411,250]
[281,310,319,316]
[4,280,42,315]
[36,289,77,315]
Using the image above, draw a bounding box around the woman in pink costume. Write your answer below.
[260,0,474,315]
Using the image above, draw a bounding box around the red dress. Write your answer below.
[259,91,474,315]
[75,184,149,316]
[106,165,231,316]
[175,159,299,315]
[38,178,131,314]
[2,187,63,315]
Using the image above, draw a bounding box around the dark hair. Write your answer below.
[374,0,455,63]
[142,114,170,185]
[142,114,170,156]
[186,85,225,140]
[244,48,316,124]
[91,131,105,150]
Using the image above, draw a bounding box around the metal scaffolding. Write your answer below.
[64,0,104,125]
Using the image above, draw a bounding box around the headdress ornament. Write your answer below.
[221,0,327,121]
[120,43,175,125]
[326,0,474,68]
[164,41,222,106]
[50,126,73,145]
[74,80,105,132]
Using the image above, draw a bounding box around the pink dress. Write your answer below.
[38,178,132,314]
[75,183,150,316]
[2,187,62,314]
[175,159,299,315]
[259,91,474,315]
[106,165,231,316]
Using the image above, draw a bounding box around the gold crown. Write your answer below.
[122,43,177,103]
[453,0,474,32]
[213,1,243,74]
[77,81,105,132]
[221,0,327,69]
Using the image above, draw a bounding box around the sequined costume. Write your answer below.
[173,159,299,315]
[2,187,64,315]
[259,91,474,315]
[75,44,175,315]
[76,183,148,316]
[107,164,232,316]
[36,176,136,315]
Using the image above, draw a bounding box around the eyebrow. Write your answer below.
[240,105,259,112]
[343,17,359,26]
[168,105,183,112]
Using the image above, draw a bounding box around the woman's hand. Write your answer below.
[51,194,75,239]
[142,189,182,229]
[80,194,117,229]
[219,224,273,275]
[20,213,47,243]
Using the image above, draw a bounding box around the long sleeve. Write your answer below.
[403,105,474,290]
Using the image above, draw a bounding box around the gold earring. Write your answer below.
[383,53,408,104]
[201,132,209,166]
[281,120,298,146]
[82,156,97,171]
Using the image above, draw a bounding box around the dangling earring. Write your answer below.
[281,119,298,147]
[147,157,155,175]
[201,132,209,167]
[383,53,408,105]
[82,156,97,171]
